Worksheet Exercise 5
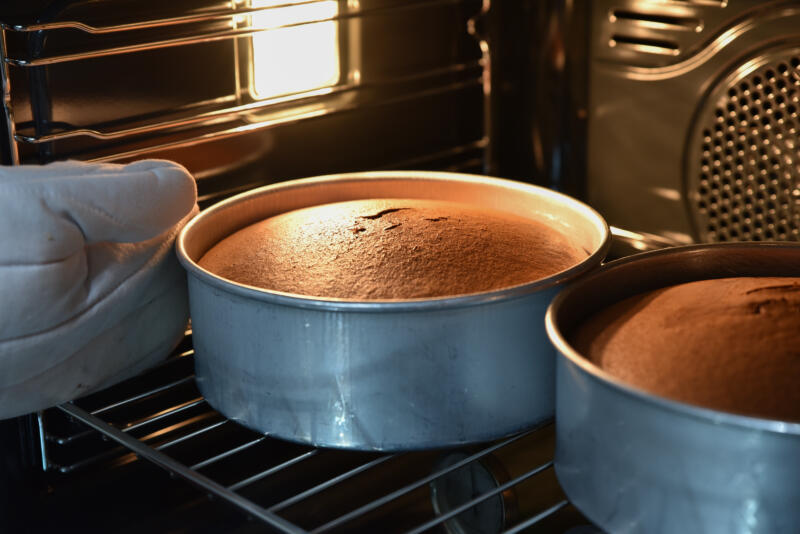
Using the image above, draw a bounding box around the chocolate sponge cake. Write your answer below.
[198,198,587,300]
[572,276,800,421]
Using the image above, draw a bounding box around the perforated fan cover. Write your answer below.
[687,51,800,242]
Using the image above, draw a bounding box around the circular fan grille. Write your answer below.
[688,54,800,242]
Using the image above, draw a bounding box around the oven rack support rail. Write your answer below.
[45,342,585,533]
[0,0,487,167]
[2,0,467,68]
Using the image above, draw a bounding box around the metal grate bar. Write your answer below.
[376,138,488,171]
[47,427,93,445]
[15,109,247,143]
[442,157,486,172]
[45,350,196,443]
[190,436,268,470]
[155,420,229,451]
[501,500,570,534]
[198,181,266,206]
[268,455,397,513]
[2,0,332,34]
[309,429,535,534]
[54,445,128,474]
[404,461,554,534]
[125,345,193,374]
[228,450,320,492]
[4,0,464,67]
[121,398,206,433]
[168,348,194,361]
[174,348,194,358]
[5,27,262,67]
[14,61,481,144]
[36,411,48,470]
[57,403,305,534]
[0,28,19,164]
[13,85,335,143]
[135,412,220,447]
[91,375,196,416]
[85,77,482,164]
[55,414,223,474]
[47,347,579,533]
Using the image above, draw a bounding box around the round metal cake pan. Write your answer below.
[177,171,609,451]
[546,242,800,534]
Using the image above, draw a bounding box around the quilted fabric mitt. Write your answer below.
[0,159,198,419]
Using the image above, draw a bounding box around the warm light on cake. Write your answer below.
[197,198,588,300]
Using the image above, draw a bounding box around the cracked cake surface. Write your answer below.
[198,198,587,300]
[572,276,800,421]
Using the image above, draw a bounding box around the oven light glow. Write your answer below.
[250,0,340,99]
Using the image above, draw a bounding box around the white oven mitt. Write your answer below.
[0,159,199,419]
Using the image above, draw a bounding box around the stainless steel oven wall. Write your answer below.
[482,0,590,199]
[587,0,800,244]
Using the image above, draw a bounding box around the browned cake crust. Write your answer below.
[198,198,587,300]
[572,276,800,421]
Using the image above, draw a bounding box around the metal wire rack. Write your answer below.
[0,0,487,167]
[41,333,595,533]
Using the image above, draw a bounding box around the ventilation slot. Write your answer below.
[610,10,703,32]
[609,35,680,56]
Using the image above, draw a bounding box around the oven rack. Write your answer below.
[42,334,593,533]
[2,0,466,67]
[0,0,485,166]
[82,72,486,166]
[193,136,489,208]
[11,61,483,147]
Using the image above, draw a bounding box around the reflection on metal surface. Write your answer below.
[249,0,341,100]
[608,226,683,256]
[648,186,681,201]
[431,452,509,534]
[429,425,571,534]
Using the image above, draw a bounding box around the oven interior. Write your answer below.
[0,2,599,531]
[2,0,796,532]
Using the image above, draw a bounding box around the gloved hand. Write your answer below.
[0,159,198,419]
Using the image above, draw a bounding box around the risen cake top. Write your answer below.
[572,276,800,421]
[198,198,587,300]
